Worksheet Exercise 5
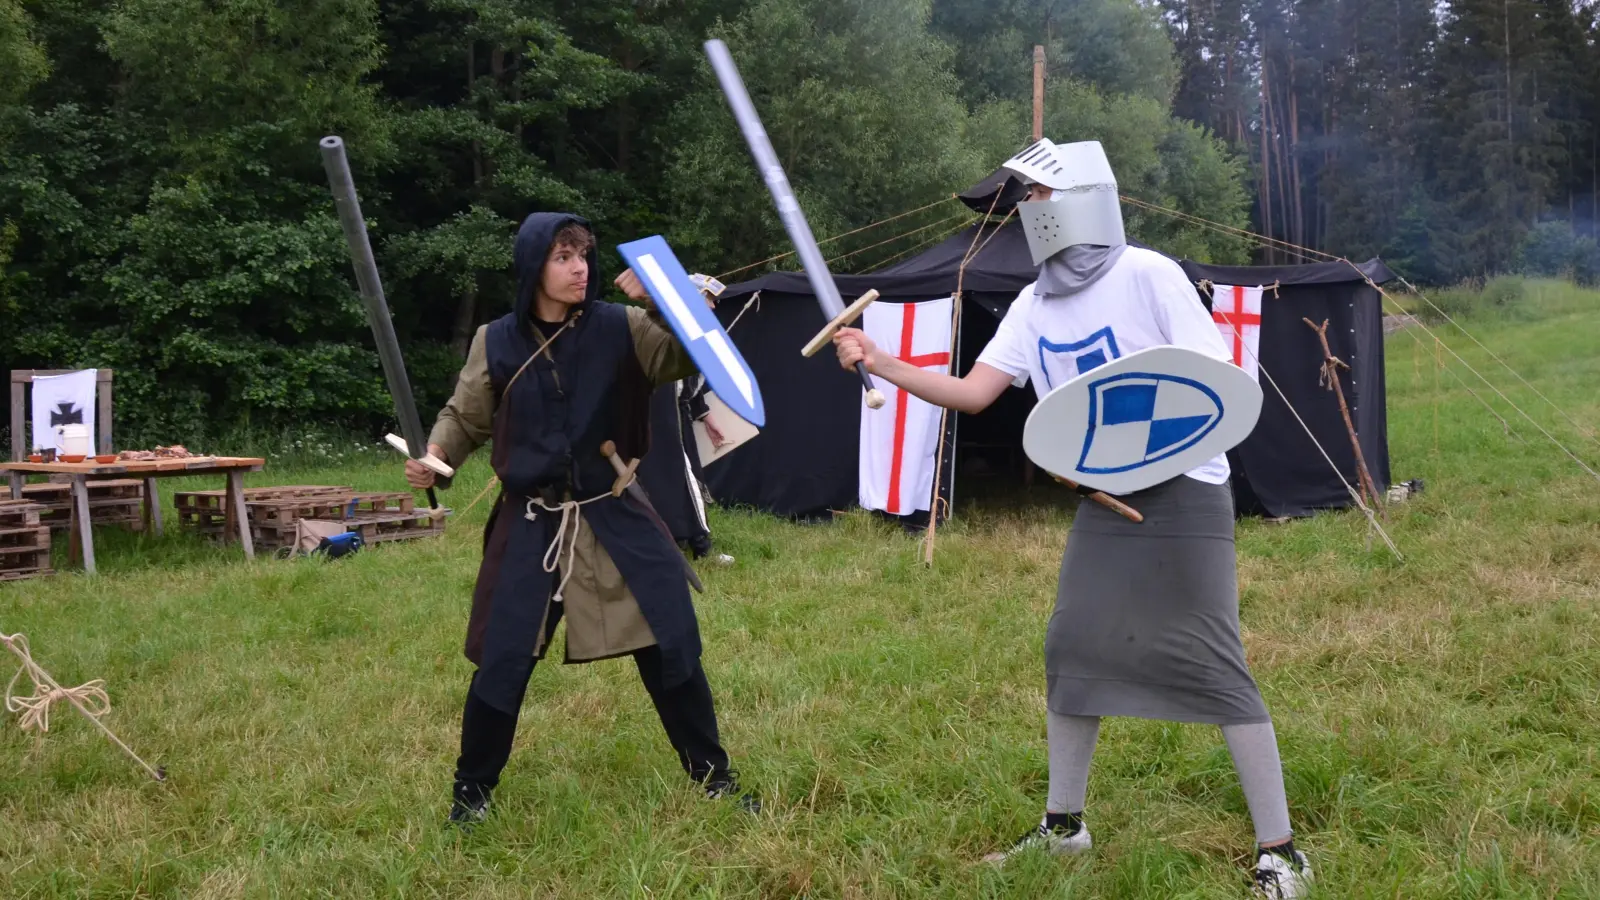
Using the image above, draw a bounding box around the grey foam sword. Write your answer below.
[703,39,886,410]
[319,136,454,508]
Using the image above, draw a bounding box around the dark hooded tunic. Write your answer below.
[427,213,702,715]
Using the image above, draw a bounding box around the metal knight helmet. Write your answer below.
[1002,139,1126,266]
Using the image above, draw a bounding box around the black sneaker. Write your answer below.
[703,769,761,814]
[447,780,491,829]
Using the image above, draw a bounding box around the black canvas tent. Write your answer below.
[684,216,1396,522]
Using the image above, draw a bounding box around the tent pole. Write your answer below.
[922,292,964,567]
[1033,45,1045,141]
[1304,317,1385,518]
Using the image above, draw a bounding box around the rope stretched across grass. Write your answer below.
[2,632,166,782]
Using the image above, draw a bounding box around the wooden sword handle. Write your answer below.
[799,290,886,409]
[802,289,879,358]
[1051,475,1144,523]
[598,440,640,498]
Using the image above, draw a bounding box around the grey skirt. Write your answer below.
[1046,475,1270,725]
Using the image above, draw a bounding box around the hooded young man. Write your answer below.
[405,212,757,825]
[831,141,1313,898]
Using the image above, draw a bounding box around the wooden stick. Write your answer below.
[921,291,964,567]
[1033,46,1046,141]
[1050,475,1144,523]
[1304,317,1386,518]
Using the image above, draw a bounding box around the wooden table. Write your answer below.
[1,457,265,574]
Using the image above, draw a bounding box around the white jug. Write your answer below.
[56,423,91,458]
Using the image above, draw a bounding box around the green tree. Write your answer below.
[1045,80,1252,263]
[3,0,397,443]
[665,0,1009,276]
[934,0,1178,106]
[0,0,47,107]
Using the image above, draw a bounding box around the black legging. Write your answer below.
[454,604,730,788]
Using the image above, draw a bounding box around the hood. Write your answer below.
[1034,243,1128,300]
[513,211,603,331]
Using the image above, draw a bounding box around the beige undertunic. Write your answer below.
[428,306,696,662]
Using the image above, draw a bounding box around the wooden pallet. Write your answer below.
[167,487,435,550]
[20,480,146,530]
[252,500,444,551]
[173,486,349,533]
[0,567,55,583]
[346,492,415,517]
[0,499,43,529]
[344,508,450,546]
[0,500,53,582]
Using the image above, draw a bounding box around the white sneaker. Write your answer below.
[1253,848,1313,898]
[981,817,1092,863]
[709,553,735,567]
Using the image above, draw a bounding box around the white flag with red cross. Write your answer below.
[1211,284,1263,381]
[858,296,954,516]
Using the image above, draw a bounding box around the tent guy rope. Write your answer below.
[1124,194,1600,485]
[867,220,974,273]
[2,633,165,782]
[824,212,977,270]
[714,195,965,281]
[921,187,1005,566]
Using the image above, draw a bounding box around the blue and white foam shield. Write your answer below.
[1022,346,1263,495]
[618,235,765,428]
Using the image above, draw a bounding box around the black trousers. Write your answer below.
[454,601,730,789]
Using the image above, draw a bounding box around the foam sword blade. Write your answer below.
[319,136,440,509]
[703,40,885,409]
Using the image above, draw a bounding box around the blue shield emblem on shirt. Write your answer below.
[617,235,764,427]
[1039,327,1121,390]
[1076,372,1224,475]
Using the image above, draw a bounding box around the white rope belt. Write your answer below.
[524,492,611,603]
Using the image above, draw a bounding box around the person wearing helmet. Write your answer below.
[832,141,1312,898]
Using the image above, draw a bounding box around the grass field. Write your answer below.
[2,280,1598,899]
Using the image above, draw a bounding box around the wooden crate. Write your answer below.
[0,500,53,582]
[21,480,146,530]
[173,485,350,534]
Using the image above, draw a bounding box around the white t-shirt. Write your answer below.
[975,246,1233,486]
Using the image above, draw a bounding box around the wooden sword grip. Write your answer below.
[385,433,455,478]
[599,440,640,497]
[802,289,879,358]
[1051,475,1144,523]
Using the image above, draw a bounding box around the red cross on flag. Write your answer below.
[1211,284,1263,381]
[859,296,954,516]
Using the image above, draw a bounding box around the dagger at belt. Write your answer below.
[599,441,706,594]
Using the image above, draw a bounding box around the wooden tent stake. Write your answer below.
[1303,317,1385,518]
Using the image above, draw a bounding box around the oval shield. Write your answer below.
[1022,346,1262,495]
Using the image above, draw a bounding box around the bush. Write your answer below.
[1572,237,1600,287]
[1517,221,1600,285]
[1481,275,1527,311]
[1420,276,1527,323]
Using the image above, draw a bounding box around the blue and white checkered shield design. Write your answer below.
[618,235,765,427]
[1022,346,1262,495]
[1077,372,1224,474]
